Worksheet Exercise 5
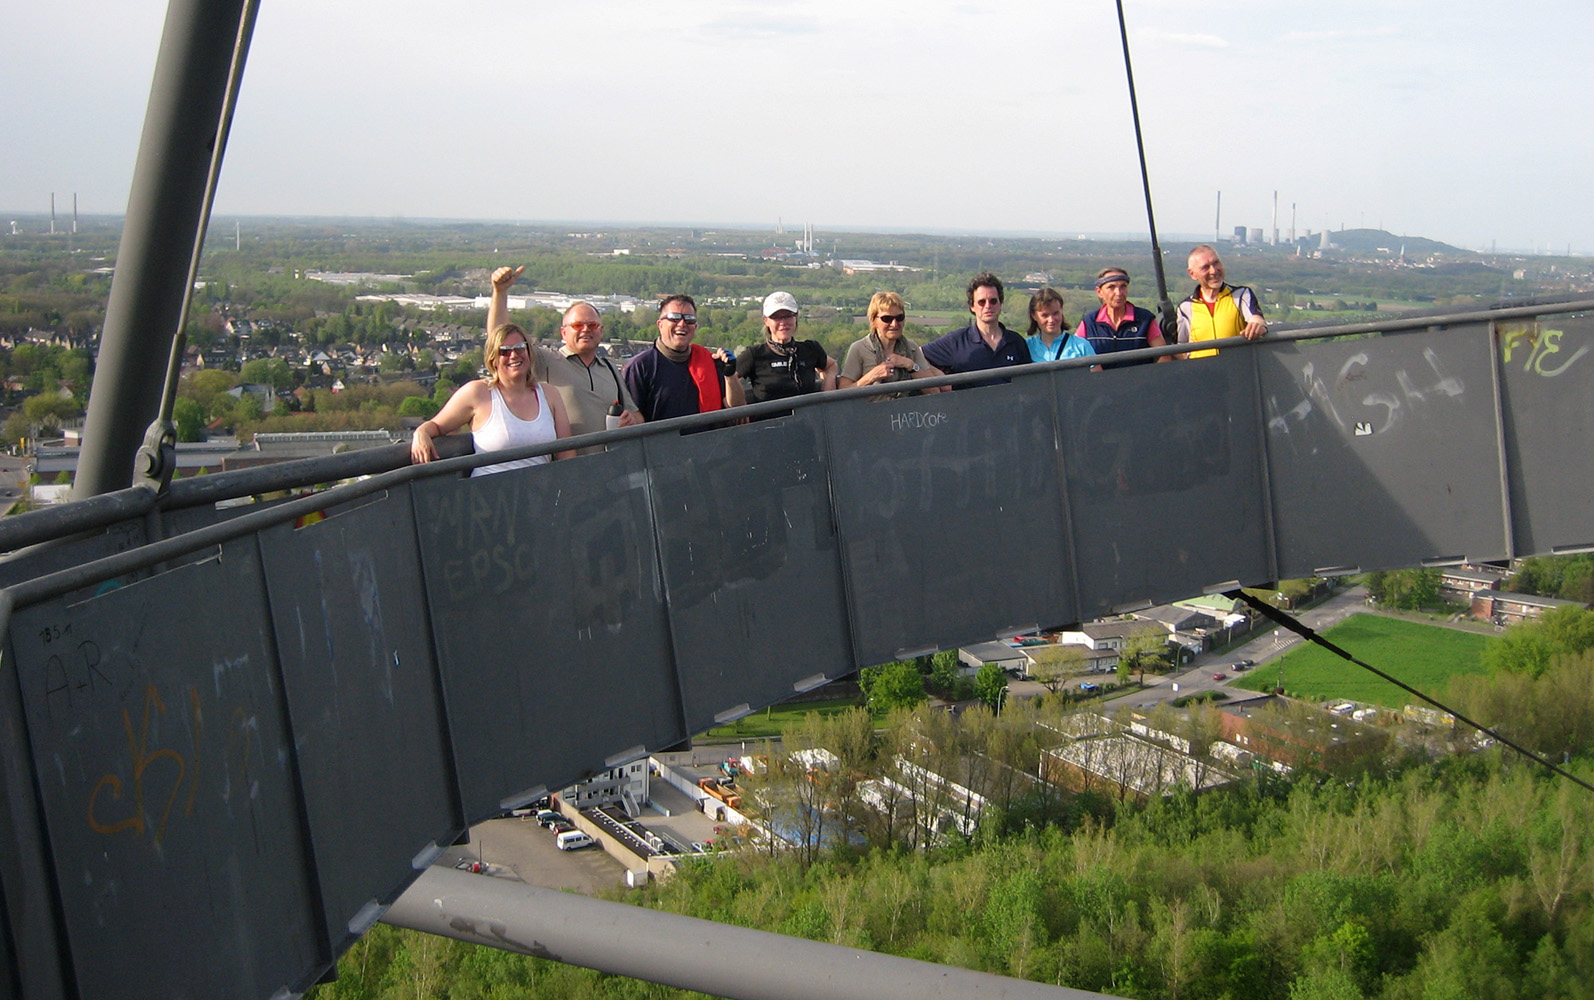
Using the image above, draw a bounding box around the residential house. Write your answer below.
[1439,566,1507,602]
[1469,589,1583,625]
[1057,619,1167,673]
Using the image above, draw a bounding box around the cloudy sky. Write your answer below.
[4,0,1590,252]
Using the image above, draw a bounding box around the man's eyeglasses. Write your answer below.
[661,312,698,325]
[877,314,905,325]
[497,343,529,357]
[566,321,601,333]
[974,298,1001,307]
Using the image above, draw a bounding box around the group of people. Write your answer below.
[409,245,1267,470]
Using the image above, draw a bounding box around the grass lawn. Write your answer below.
[698,697,862,741]
[1232,613,1494,708]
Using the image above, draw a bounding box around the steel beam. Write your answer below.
[76,0,255,498]
[385,867,1114,1000]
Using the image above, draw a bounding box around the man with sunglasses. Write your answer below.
[488,266,641,455]
[922,271,1032,389]
[622,294,744,423]
[733,291,837,408]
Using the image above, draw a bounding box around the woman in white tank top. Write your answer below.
[409,323,574,472]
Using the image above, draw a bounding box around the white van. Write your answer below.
[555,830,595,851]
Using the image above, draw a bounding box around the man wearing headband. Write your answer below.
[1174,246,1267,359]
[1074,267,1169,370]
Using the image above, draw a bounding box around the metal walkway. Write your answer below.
[1,302,1591,999]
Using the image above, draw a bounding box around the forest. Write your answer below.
[308,634,1594,1000]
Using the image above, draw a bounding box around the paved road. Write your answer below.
[0,454,29,514]
[1124,585,1372,709]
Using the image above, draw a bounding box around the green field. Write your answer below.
[698,697,862,741]
[1233,613,1494,707]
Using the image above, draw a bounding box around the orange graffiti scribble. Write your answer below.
[87,684,188,847]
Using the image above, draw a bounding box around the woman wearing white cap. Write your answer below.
[734,290,838,405]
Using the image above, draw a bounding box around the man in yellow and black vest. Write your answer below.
[1173,245,1267,358]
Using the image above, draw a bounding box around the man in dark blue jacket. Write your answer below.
[1075,267,1169,370]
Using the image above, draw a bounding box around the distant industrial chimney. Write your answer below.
[50,193,56,235]
[1271,191,1278,246]
[1290,202,1296,244]
[73,193,79,234]
[1214,191,1221,243]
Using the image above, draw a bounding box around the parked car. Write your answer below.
[1079,681,1100,693]
[555,831,595,851]
[534,809,561,828]
[547,818,575,835]
[1211,672,1228,681]
[1234,658,1254,668]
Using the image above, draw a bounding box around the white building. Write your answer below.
[560,759,650,818]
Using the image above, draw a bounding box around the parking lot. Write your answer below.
[437,815,629,894]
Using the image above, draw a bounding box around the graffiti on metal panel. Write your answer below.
[41,638,123,721]
[1268,346,1464,440]
[1499,325,1588,377]
[889,409,950,431]
[86,679,265,851]
[87,684,193,845]
[424,482,535,602]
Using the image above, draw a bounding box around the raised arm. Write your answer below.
[486,265,524,333]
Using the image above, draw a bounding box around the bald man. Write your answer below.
[1174,246,1267,359]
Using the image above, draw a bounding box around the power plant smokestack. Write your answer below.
[1214,191,1221,243]
[1290,202,1296,244]
[1271,191,1278,246]
[73,193,78,234]
[50,193,56,235]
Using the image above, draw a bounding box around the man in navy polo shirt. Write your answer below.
[922,272,1032,388]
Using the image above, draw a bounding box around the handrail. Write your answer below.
[1,297,1589,565]
[384,866,1114,1000]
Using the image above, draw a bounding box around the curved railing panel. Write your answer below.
[1497,315,1594,554]
[411,443,687,819]
[1261,321,1507,574]
[1,315,1592,998]
[1057,351,1273,616]
[645,415,855,730]
[7,539,325,999]
[827,377,1079,661]
[259,489,466,956]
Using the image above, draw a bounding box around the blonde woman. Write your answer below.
[839,291,946,398]
[410,322,575,474]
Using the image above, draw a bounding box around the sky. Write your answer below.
[3,0,1591,253]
